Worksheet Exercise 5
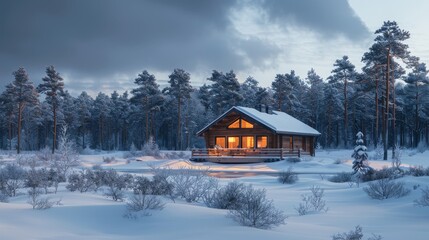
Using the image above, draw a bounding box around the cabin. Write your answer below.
[191,106,321,163]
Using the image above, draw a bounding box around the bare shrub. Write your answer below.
[16,154,41,168]
[295,185,328,216]
[25,168,52,194]
[0,164,26,196]
[132,175,173,196]
[334,159,343,164]
[414,186,429,207]
[332,225,363,240]
[102,156,116,163]
[142,136,160,157]
[332,225,382,240]
[408,166,427,177]
[363,178,410,200]
[51,125,80,179]
[391,147,402,170]
[36,146,52,162]
[0,192,8,202]
[278,167,298,184]
[66,169,97,193]
[204,181,246,209]
[102,169,133,201]
[169,167,218,202]
[359,167,402,182]
[228,185,286,229]
[329,172,353,183]
[123,192,165,219]
[27,188,58,210]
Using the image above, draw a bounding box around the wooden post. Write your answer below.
[298,148,301,158]
[280,148,283,159]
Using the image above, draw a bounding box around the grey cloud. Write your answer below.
[258,0,370,40]
[0,0,368,94]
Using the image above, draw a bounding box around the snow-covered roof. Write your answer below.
[197,106,321,136]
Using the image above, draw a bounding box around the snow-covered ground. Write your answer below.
[1,149,429,240]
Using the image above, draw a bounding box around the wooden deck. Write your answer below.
[190,148,308,163]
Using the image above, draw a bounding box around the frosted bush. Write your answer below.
[228,185,286,229]
[363,178,410,200]
[278,167,298,184]
[142,136,160,157]
[414,187,429,207]
[296,185,328,215]
[204,181,246,209]
[169,167,218,202]
[27,188,59,210]
[124,192,165,218]
[332,225,382,240]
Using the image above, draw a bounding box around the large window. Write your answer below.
[228,136,240,148]
[228,118,254,129]
[242,136,254,148]
[215,137,226,148]
[257,136,267,148]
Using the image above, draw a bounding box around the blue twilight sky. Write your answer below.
[0,0,428,96]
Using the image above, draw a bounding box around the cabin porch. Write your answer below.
[190,148,309,163]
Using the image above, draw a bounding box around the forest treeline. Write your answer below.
[1,21,428,159]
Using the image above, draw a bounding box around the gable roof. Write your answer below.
[197,106,321,136]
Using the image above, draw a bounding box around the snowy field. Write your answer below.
[1,149,429,240]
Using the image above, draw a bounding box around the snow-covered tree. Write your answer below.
[352,132,372,174]
[163,68,193,150]
[131,70,163,143]
[75,91,93,149]
[329,56,356,148]
[10,67,39,154]
[38,66,65,154]
[206,70,243,115]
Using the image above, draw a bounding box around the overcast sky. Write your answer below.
[1,0,429,96]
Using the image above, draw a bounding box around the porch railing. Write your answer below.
[191,148,306,159]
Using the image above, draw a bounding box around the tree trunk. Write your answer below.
[343,71,348,148]
[375,71,379,147]
[52,104,57,154]
[383,49,390,160]
[177,97,181,150]
[17,104,23,154]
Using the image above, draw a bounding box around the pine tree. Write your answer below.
[305,69,325,129]
[75,91,93,149]
[352,131,372,174]
[328,56,356,148]
[404,62,429,147]
[206,70,242,115]
[38,66,65,154]
[272,73,291,111]
[131,71,163,143]
[163,69,193,150]
[11,68,39,154]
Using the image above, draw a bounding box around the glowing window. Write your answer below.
[215,137,226,148]
[228,136,240,148]
[228,119,240,128]
[257,136,267,148]
[241,119,253,128]
[242,136,254,148]
[228,118,254,129]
